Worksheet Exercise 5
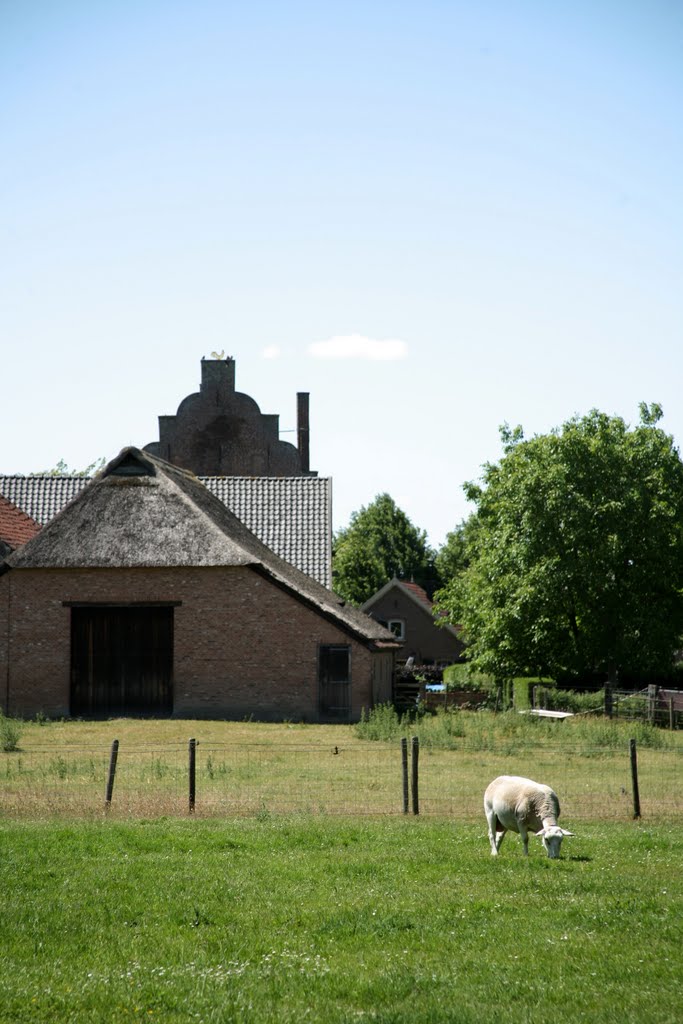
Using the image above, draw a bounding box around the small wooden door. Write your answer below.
[319,645,351,721]
[71,606,173,716]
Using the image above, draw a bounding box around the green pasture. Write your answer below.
[1,817,681,1024]
[1,712,681,820]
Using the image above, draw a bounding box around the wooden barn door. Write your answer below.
[319,644,351,721]
[71,606,173,716]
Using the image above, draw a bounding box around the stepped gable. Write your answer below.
[144,357,314,477]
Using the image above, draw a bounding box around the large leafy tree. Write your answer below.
[333,493,437,606]
[435,519,476,581]
[434,405,683,683]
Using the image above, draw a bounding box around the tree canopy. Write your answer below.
[333,493,437,606]
[434,405,683,683]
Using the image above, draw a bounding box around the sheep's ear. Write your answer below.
[535,828,546,837]
[561,829,575,837]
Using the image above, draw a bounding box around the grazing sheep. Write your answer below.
[484,775,574,858]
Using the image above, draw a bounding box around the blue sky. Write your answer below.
[2,1,682,546]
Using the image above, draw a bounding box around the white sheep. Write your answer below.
[484,775,574,858]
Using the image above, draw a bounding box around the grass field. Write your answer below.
[2,717,682,1022]
[1,816,681,1024]
[2,713,682,821]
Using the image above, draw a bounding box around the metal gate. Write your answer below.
[71,606,173,716]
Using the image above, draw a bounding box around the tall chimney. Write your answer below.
[297,392,310,474]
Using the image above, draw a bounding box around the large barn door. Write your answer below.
[319,644,351,721]
[71,607,173,716]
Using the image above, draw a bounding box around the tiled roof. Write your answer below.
[400,581,432,608]
[5,449,393,648]
[0,476,89,527]
[0,495,42,551]
[0,473,332,587]
[202,476,332,588]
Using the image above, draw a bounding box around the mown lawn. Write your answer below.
[1,817,681,1023]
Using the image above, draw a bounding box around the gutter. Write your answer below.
[4,568,11,716]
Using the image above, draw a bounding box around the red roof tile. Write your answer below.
[0,495,41,551]
[401,581,432,608]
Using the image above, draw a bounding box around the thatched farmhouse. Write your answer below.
[0,448,397,721]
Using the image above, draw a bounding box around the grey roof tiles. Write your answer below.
[0,471,332,587]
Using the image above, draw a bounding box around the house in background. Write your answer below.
[361,578,464,668]
[0,448,397,722]
[0,357,332,586]
[0,496,41,559]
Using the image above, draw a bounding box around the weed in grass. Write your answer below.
[152,757,169,779]
[50,755,69,780]
[355,702,402,741]
[0,711,22,752]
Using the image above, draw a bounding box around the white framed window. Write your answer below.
[387,619,405,640]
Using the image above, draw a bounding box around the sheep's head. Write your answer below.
[535,825,575,858]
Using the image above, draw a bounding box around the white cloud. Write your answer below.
[308,334,408,361]
[262,345,281,359]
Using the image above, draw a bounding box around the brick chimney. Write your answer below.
[297,392,310,474]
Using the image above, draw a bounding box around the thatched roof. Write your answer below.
[3,448,396,647]
[0,472,332,586]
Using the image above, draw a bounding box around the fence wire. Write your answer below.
[1,740,681,821]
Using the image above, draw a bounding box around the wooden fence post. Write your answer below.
[629,738,641,820]
[647,684,657,724]
[669,698,675,731]
[105,739,119,808]
[401,737,409,814]
[604,684,613,719]
[411,736,419,815]
[189,738,197,814]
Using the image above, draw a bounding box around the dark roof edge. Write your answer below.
[249,564,400,650]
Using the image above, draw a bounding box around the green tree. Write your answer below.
[333,494,437,606]
[36,457,106,477]
[435,519,476,582]
[434,405,683,684]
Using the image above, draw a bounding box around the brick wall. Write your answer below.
[0,566,389,721]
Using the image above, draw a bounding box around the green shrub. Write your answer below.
[0,712,22,753]
[355,703,402,741]
[442,664,496,692]
[536,687,605,714]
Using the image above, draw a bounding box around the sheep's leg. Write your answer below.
[485,807,501,855]
[495,828,506,853]
[518,822,529,856]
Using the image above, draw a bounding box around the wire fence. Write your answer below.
[2,737,682,822]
